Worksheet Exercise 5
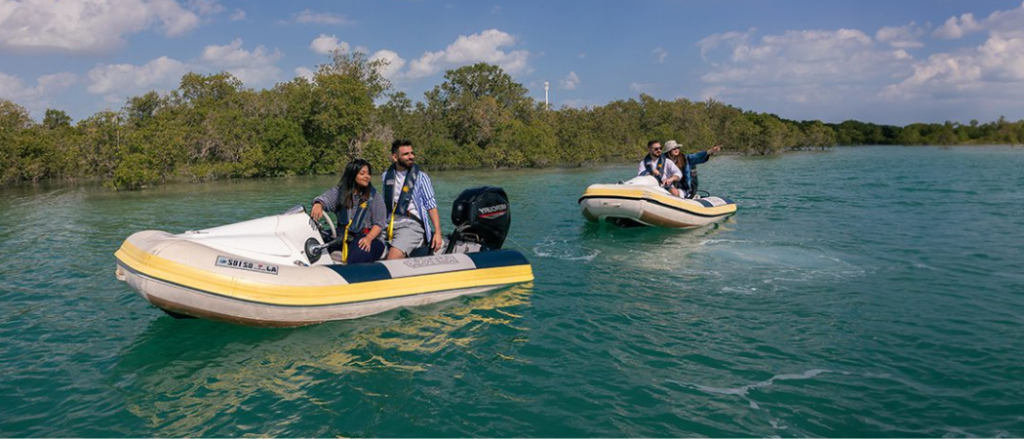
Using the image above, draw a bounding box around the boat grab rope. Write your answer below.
[503,234,534,256]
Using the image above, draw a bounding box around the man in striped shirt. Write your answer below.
[382,139,443,259]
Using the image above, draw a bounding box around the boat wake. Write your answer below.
[673,369,835,408]
[532,238,600,262]
[668,369,843,434]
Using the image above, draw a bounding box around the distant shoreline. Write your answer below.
[5,144,1024,194]
[4,63,1023,190]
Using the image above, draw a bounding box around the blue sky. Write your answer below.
[2,0,1024,125]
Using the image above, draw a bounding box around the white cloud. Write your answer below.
[652,47,668,63]
[0,0,200,52]
[560,98,597,109]
[560,71,580,90]
[309,34,349,55]
[83,40,283,102]
[698,28,913,87]
[694,4,1024,124]
[187,0,223,15]
[876,22,926,49]
[698,85,727,101]
[293,9,351,25]
[694,27,921,123]
[38,71,78,90]
[405,29,530,79]
[882,34,1024,101]
[933,3,1024,40]
[87,56,187,94]
[369,49,406,80]
[0,72,23,96]
[698,29,755,59]
[630,82,653,93]
[981,4,1024,38]
[294,66,315,81]
[882,3,1024,105]
[200,38,283,86]
[0,71,77,115]
[703,83,851,107]
[933,13,983,39]
[229,8,245,21]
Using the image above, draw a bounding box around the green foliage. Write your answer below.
[795,121,836,150]
[552,107,599,166]
[3,128,52,182]
[178,72,244,107]
[418,135,481,170]
[0,99,32,132]
[43,109,72,130]
[425,63,528,148]
[499,119,555,168]
[76,110,125,178]
[309,51,392,168]
[110,153,160,190]
[126,91,163,127]
[256,117,311,176]
[124,114,188,180]
[4,63,1023,190]
[360,139,392,175]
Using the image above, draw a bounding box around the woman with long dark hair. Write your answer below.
[664,140,722,199]
[311,158,387,264]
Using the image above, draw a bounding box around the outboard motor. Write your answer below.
[444,186,511,254]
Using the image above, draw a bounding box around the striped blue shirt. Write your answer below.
[383,169,439,238]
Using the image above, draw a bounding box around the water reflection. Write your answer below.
[112,284,534,436]
[578,219,734,268]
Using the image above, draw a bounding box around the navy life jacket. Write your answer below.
[383,164,429,243]
[640,154,666,183]
[336,186,377,241]
[384,164,419,218]
[334,187,378,264]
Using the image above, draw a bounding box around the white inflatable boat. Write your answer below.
[578,176,736,228]
[114,187,533,327]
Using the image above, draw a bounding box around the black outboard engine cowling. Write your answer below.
[445,186,510,253]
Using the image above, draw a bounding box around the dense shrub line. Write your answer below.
[2,53,1022,189]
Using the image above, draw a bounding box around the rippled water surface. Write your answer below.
[2,146,1023,437]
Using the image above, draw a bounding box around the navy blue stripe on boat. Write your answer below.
[578,195,732,218]
[696,199,714,208]
[325,262,393,283]
[721,197,734,204]
[468,250,530,269]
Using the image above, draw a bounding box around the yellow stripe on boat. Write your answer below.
[115,241,534,307]
[581,187,737,216]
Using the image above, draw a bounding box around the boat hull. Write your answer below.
[579,178,736,228]
[120,264,505,327]
[115,230,533,327]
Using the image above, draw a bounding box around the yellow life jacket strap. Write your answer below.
[387,210,396,242]
[341,218,352,264]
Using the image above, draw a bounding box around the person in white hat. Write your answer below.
[637,140,683,197]
[664,140,722,198]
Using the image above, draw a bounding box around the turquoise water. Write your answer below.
[2,146,1023,437]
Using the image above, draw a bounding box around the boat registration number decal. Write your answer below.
[402,255,459,269]
[216,256,279,275]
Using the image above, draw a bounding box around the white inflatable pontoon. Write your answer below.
[579,176,736,228]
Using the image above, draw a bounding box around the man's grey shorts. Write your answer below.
[390,216,425,255]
